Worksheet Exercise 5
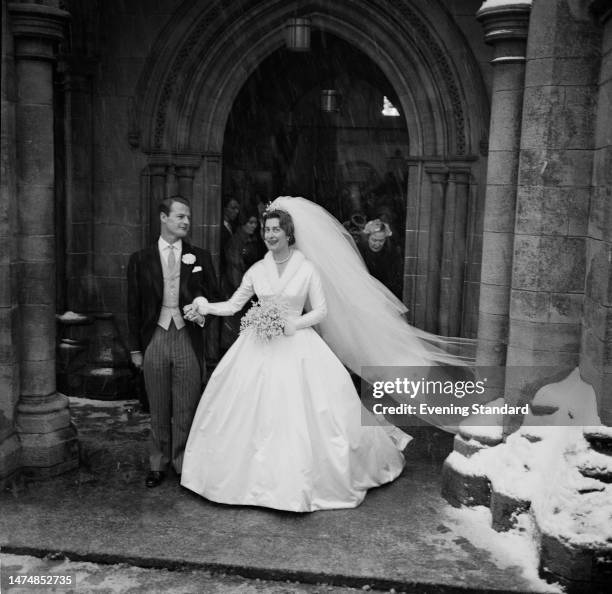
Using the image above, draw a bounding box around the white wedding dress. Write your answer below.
[180,250,408,512]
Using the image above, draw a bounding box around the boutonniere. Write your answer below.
[182,253,196,265]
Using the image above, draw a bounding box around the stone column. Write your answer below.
[505,0,600,406]
[476,0,531,365]
[439,168,471,336]
[403,160,421,324]
[9,1,78,477]
[0,0,22,487]
[581,0,612,426]
[424,166,447,333]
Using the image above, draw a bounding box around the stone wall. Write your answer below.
[504,0,601,407]
[582,0,612,425]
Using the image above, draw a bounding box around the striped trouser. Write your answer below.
[143,323,202,473]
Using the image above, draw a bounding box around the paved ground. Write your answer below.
[0,398,561,593]
[1,553,370,593]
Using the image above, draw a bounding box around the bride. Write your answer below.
[181,196,474,512]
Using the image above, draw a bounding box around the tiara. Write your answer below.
[263,202,288,216]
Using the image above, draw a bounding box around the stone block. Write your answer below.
[0,431,21,488]
[480,233,513,286]
[16,142,54,191]
[20,303,55,349]
[594,87,612,148]
[89,277,125,314]
[506,345,578,368]
[94,182,142,226]
[404,229,417,254]
[588,187,612,242]
[518,149,594,187]
[486,150,519,186]
[583,426,612,455]
[585,243,612,306]
[482,185,517,233]
[593,146,612,187]
[70,222,93,253]
[441,454,491,507]
[93,253,129,278]
[20,359,56,396]
[0,363,19,417]
[17,185,55,236]
[66,253,90,279]
[453,434,489,458]
[491,64,525,94]
[489,90,524,152]
[526,55,600,89]
[0,262,18,307]
[508,318,581,353]
[490,489,531,532]
[15,407,70,434]
[510,289,583,324]
[19,425,79,477]
[478,283,509,317]
[15,58,52,103]
[597,373,612,426]
[522,85,596,150]
[18,262,56,305]
[94,224,141,256]
[540,531,612,593]
[516,186,589,235]
[512,235,586,293]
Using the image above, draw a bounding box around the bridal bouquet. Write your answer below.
[240,301,287,341]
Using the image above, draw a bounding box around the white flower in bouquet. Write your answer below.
[240,301,287,341]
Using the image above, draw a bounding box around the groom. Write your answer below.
[127,195,219,487]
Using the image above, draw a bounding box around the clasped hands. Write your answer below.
[184,297,298,336]
[183,300,206,326]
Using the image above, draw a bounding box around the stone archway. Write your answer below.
[134,0,489,336]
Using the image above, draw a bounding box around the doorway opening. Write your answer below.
[221,31,409,261]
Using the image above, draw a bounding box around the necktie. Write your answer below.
[168,244,176,270]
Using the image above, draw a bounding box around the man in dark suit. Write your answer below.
[127,196,219,487]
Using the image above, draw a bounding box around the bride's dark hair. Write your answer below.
[263,209,295,245]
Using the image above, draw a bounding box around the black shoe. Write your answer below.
[145,470,165,488]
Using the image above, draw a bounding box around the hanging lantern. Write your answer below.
[320,89,339,112]
[285,17,311,51]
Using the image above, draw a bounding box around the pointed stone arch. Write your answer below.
[134,0,489,335]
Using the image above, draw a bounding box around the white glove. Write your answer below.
[192,297,210,316]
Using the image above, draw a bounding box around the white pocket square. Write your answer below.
[192,266,202,273]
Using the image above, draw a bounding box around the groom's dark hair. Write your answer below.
[159,195,190,216]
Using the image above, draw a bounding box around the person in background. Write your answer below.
[219,210,265,351]
[220,197,241,274]
[358,218,403,299]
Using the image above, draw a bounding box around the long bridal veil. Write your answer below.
[269,196,479,432]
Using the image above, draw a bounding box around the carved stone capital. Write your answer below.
[477,1,531,62]
[448,167,471,185]
[8,2,70,61]
[425,165,448,185]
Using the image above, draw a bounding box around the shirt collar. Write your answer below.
[158,237,182,254]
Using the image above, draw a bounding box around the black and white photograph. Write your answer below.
[1,0,611,592]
